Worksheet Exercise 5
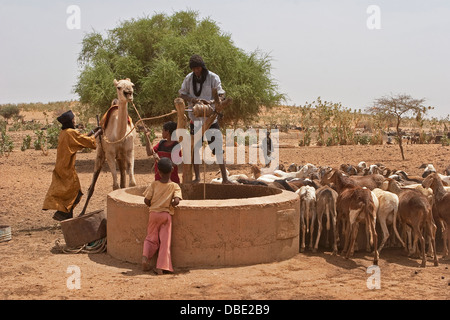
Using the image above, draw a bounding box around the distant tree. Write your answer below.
[303,97,334,146]
[0,104,20,123]
[74,10,285,126]
[366,94,431,160]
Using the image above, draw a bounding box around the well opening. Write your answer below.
[124,183,283,200]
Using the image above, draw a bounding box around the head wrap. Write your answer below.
[189,55,209,97]
[57,110,75,130]
[189,54,207,70]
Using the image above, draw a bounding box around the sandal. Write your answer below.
[142,256,152,272]
[52,211,73,221]
[152,268,164,275]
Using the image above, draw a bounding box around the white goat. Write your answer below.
[296,185,316,252]
[210,169,247,184]
[295,163,319,179]
[421,164,450,185]
[357,161,367,173]
[251,163,319,183]
[372,188,402,252]
[256,174,283,184]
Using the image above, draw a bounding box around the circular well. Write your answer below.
[107,183,300,268]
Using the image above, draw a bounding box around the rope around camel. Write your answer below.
[101,103,177,145]
[99,102,176,180]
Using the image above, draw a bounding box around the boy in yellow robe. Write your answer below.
[42,110,102,221]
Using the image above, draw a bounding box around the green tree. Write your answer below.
[0,104,20,124]
[366,94,431,160]
[75,10,285,126]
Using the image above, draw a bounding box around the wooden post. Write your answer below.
[174,98,192,183]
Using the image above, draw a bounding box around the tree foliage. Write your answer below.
[0,104,20,123]
[366,93,431,160]
[75,10,285,125]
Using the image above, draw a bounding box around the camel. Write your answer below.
[79,78,136,215]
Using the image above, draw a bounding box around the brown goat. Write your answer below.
[422,173,450,258]
[322,170,379,265]
[395,170,424,184]
[347,174,386,190]
[384,178,438,267]
[315,185,339,255]
[340,163,358,176]
[324,167,385,190]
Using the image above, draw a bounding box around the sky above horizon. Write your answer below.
[0,0,449,119]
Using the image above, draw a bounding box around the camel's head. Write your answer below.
[114,78,134,103]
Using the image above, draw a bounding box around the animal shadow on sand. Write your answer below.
[298,246,362,270]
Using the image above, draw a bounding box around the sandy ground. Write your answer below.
[1,123,449,302]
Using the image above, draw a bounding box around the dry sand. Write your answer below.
[1,123,449,303]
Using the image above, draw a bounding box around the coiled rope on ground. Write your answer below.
[54,238,107,254]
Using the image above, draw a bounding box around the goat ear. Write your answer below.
[422,176,431,188]
[114,79,119,87]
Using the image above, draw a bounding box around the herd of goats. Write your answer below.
[211,162,450,267]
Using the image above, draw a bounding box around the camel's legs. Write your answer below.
[106,152,120,190]
[118,158,126,189]
[127,148,136,187]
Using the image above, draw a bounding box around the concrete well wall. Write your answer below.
[107,184,300,268]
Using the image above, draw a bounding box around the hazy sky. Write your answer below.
[1,0,449,118]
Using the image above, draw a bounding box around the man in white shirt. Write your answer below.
[179,55,230,184]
